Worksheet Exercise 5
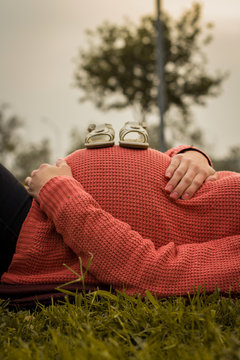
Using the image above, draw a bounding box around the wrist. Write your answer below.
[179,147,212,166]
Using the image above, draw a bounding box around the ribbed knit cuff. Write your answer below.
[38,176,86,220]
[165,145,212,166]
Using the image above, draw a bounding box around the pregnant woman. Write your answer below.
[0,123,239,303]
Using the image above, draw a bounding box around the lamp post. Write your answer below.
[156,0,166,151]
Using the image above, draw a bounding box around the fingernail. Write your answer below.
[165,172,171,178]
[182,193,190,200]
[170,191,179,199]
[165,184,173,192]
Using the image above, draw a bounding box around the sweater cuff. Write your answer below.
[165,145,212,166]
[38,176,86,220]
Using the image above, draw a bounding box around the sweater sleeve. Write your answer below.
[165,145,212,166]
[38,176,240,296]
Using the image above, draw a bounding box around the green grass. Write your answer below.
[1,288,240,359]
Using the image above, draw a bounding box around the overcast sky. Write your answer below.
[0,0,239,160]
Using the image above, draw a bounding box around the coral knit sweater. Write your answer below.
[2,145,240,296]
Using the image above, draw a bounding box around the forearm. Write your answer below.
[38,176,240,296]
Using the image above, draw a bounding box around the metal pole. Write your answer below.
[156,0,166,152]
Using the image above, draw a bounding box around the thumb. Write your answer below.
[205,172,218,182]
[56,158,67,167]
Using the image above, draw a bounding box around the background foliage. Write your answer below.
[74,3,226,147]
[0,104,51,182]
[1,3,239,176]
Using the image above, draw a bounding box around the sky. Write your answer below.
[0,0,240,160]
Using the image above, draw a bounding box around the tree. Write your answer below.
[74,3,227,146]
[0,103,51,181]
[0,104,22,166]
[66,126,87,155]
[12,139,51,182]
[212,146,240,172]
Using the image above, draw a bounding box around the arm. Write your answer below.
[25,160,239,296]
[38,175,240,296]
[164,145,217,200]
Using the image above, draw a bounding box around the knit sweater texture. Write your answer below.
[2,145,240,296]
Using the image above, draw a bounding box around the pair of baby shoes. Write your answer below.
[85,121,149,150]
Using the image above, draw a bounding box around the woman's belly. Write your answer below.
[67,147,240,248]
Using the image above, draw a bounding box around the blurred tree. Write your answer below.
[0,104,22,166]
[66,125,89,155]
[0,103,52,181]
[74,3,227,147]
[212,146,240,172]
[12,139,51,182]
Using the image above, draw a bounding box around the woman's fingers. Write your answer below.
[24,176,34,197]
[24,176,32,187]
[165,165,197,200]
[56,158,65,167]
[205,172,218,182]
[30,169,37,177]
[176,170,217,200]
[165,155,189,197]
[165,156,181,179]
[180,173,206,200]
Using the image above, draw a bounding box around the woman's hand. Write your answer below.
[25,159,72,200]
[165,151,218,200]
